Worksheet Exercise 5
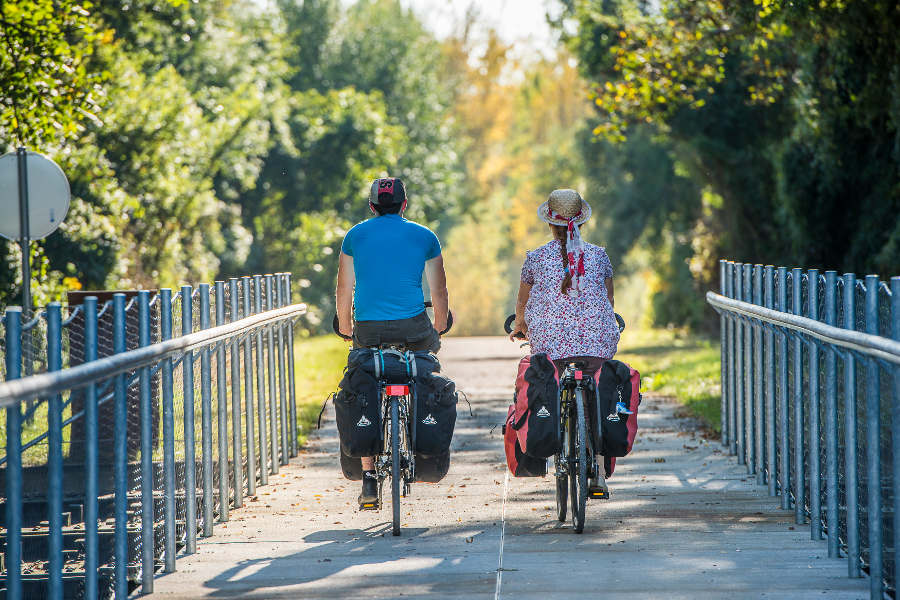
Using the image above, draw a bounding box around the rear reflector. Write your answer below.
[574,370,583,380]
[385,384,409,396]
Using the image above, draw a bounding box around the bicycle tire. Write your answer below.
[391,396,401,536]
[555,474,568,522]
[571,389,588,533]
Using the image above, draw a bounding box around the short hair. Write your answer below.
[373,195,403,215]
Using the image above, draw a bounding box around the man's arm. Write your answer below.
[425,255,449,333]
[336,252,355,337]
[511,281,532,340]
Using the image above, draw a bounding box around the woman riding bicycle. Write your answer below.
[509,188,620,492]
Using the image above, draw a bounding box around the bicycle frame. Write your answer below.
[375,385,415,492]
[554,366,596,478]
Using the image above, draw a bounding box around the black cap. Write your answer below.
[369,177,406,207]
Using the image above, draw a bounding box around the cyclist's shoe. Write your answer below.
[588,472,609,500]
[358,470,379,510]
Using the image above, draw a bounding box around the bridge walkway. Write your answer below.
[152,337,869,599]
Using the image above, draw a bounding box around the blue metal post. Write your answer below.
[276,276,289,466]
[182,286,198,554]
[138,290,154,593]
[777,267,790,508]
[792,268,805,524]
[254,275,268,485]
[84,297,99,595]
[215,282,229,521]
[727,262,736,452]
[283,274,298,457]
[242,276,257,495]
[4,307,23,600]
[199,284,214,537]
[266,275,279,474]
[160,288,177,572]
[229,278,244,507]
[720,261,728,446]
[824,271,840,558]
[764,266,776,495]
[808,270,822,539]
[46,303,63,599]
[743,264,754,473]
[113,294,128,598]
[753,265,764,484]
[735,262,745,464]
[843,273,860,577]
[864,275,882,597]
[890,277,900,592]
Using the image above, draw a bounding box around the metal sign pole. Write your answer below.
[16,147,31,319]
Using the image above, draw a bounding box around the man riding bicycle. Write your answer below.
[335,176,449,509]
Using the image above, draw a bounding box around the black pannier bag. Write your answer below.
[346,347,439,382]
[334,348,446,465]
[593,359,639,457]
[414,450,451,482]
[414,373,457,455]
[333,366,381,457]
[340,451,363,480]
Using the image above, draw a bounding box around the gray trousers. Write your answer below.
[352,311,441,353]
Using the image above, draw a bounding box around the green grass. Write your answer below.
[616,328,722,435]
[292,335,350,447]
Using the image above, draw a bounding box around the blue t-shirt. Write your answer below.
[341,214,442,321]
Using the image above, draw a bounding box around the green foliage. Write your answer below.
[0,0,103,146]
[0,0,469,322]
[562,0,900,329]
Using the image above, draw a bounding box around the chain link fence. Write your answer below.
[0,274,302,599]
[713,261,899,600]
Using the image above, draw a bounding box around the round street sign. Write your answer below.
[0,150,70,240]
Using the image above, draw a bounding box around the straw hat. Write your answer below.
[537,189,591,226]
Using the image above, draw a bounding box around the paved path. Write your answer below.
[154,337,869,599]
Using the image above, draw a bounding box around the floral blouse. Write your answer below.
[521,239,620,360]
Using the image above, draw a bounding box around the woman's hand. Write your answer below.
[509,319,528,342]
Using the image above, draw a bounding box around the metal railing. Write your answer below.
[0,273,304,599]
[708,260,900,599]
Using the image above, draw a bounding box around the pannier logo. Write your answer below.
[422,414,437,425]
[536,406,551,418]
[356,415,372,427]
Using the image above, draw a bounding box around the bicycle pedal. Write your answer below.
[588,488,610,500]
[359,500,380,511]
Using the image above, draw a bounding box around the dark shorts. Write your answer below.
[353,311,441,353]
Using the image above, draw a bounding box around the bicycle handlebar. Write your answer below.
[504,312,626,339]
[332,301,454,340]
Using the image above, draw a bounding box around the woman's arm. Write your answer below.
[605,277,614,309]
[510,281,533,341]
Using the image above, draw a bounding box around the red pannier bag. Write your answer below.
[512,353,560,459]
[592,360,641,476]
[503,405,547,477]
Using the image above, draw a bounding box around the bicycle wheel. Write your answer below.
[570,389,588,533]
[391,396,401,536]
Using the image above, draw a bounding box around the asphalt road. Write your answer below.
[153,337,869,599]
